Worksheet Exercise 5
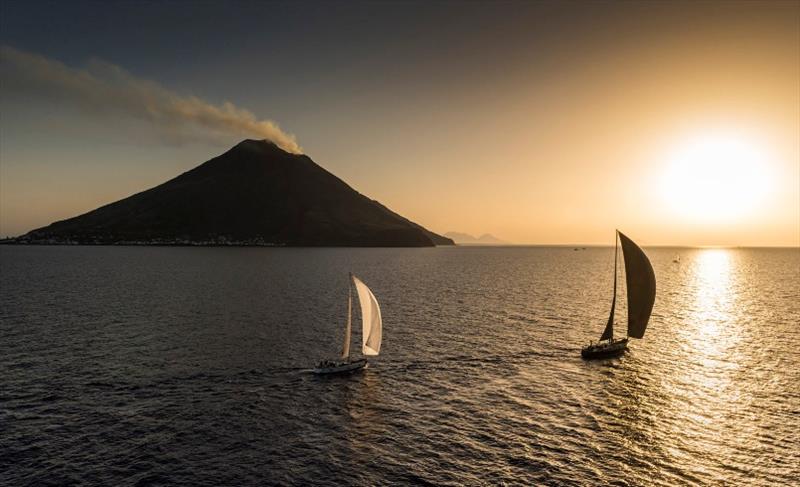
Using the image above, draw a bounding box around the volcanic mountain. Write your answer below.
[19,140,454,247]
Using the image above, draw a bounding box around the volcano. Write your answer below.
[18,140,454,247]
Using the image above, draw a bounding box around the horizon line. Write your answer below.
[446,243,800,249]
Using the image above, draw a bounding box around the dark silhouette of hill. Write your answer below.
[19,140,454,247]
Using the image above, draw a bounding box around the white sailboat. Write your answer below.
[581,230,656,359]
[313,273,382,374]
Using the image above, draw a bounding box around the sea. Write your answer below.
[1,245,798,486]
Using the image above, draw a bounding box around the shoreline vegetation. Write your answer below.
[0,236,285,246]
[0,236,456,247]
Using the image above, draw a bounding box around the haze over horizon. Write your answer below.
[1,1,798,246]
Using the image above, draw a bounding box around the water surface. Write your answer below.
[2,246,798,485]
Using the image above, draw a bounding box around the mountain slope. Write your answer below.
[20,140,454,247]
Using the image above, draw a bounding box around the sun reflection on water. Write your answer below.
[680,249,745,385]
[657,248,758,478]
[692,249,736,347]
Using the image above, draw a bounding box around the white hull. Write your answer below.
[312,358,367,375]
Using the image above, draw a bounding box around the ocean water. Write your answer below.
[1,245,798,486]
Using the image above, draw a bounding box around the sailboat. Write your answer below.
[313,273,382,374]
[581,230,656,359]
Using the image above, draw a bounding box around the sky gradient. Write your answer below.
[1,0,798,245]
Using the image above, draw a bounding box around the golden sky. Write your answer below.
[1,1,798,246]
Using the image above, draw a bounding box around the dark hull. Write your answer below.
[312,358,367,375]
[581,338,628,359]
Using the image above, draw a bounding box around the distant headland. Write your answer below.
[444,232,508,245]
[5,140,454,247]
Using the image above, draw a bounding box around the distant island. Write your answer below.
[7,140,454,247]
[444,232,508,245]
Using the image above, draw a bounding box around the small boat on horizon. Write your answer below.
[313,273,382,375]
[581,230,656,360]
[673,254,681,263]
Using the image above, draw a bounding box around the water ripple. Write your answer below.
[1,246,798,485]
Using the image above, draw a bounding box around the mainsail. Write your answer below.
[599,233,618,341]
[353,276,382,356]
[619,231,656,339]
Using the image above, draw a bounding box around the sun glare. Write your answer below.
[659,134,772,223]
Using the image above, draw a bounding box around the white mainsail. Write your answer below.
[352,275,382,356]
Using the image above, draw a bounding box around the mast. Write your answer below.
[341,273,352,360]
[599,231,618,341]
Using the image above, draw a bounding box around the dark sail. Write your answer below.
[619,231,656,339]
[599,233,618,341]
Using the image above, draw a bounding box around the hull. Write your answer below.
[312,358,367,375]
[581,338,628,359]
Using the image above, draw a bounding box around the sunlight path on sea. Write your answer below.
[648,249,798,484]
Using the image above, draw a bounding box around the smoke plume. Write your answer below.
[0,45,302,153]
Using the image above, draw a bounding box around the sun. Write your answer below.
[658,133,772,223]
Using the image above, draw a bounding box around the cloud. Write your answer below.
[0,45,302,153]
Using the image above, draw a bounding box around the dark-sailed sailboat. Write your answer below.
[581,230,656,359]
